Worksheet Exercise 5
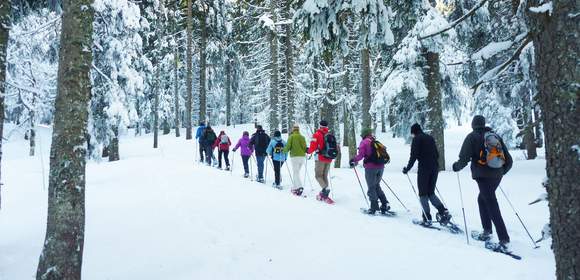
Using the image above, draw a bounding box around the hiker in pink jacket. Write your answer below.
[233,131,254,178]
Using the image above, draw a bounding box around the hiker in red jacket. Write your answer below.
[307,120,335,204]
[213,131,232,170]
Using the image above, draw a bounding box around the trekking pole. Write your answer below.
[304,156,314,191]
[249,155,255,181]
[381,178,410,212]
[353,167,370,208]
[230,150,235,175]
[405,174,432,224]
[285,159,295,187]
[456,173,470,245]
[499,185,540,249]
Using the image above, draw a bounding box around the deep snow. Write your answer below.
[0,124,555,279]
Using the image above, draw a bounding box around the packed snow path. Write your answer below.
[0,124,555,279]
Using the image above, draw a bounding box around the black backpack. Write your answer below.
[205,130,216,144]
[321,133,338,159]
[273,140,284,154]
[366,139,390,164]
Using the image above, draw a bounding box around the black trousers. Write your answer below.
[476,177,510,242]
[218,150,230,168]
[198,142,205,161]
[204,145,213,165]
[242,155,250,174]
[417,167,438,196]
[273,160,284,185]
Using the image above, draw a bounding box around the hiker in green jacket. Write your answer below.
[284,124,307,196]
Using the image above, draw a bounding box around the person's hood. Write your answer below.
[242,134,250,140]
[272,136,283,141]
[471,115,486,130]
[410,123,423,135]
[317,127,329,134]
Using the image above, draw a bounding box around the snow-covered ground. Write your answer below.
[0,124,555,280]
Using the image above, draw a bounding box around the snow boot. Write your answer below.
[225,166,230,171]
[474,230,493,242]
[436,210,452,225]
[292,187,304,196]
[244,173,250,178]
[380,203,391,215]
[257,177,265,183]
[497,241,512,253]
[316,188,334,204]
[272,182,282,190]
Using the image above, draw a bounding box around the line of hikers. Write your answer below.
[195,115,514,251]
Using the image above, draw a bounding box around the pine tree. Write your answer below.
[0,0,10,210]
[35,0,93,278]
[526,1,580,278]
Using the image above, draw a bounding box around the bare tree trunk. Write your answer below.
[153,74,159,149]
[174,49,180,137]
[225,56,231,126]
[283,0,295,130]
[108,126,119,161]
[36,1,93,278]
[361,48,372,129]
[380,110,386,133]
[199,13,208,124]
[185,0,193,139]
[0,0,11,210]
[341,55,356,160]
[268,0,279,133]
[423,50,445,171]
[29,112,36,156]
[522,91,537,159]
[527,1,580,278]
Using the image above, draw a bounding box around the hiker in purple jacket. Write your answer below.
[349,128,390,214]
[233,131,254,178]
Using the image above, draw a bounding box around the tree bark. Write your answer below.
[36,0,93,278]
[199,12,208,124]
[283,0,294,131]
[360,48,372,129]
[423,50,445,171]
[225,56,231,126]
[527,1,580,278]
[29,111,36,156]
[268,0,279,133]
[174,48,180,137]
[0,0,11,210]
[185,0,193,139]
[380,110,386,133]
[108,126,119,161]
[153,74,159,149]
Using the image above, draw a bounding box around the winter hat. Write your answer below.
[219,130,225,135]
[243,131,249,136]
[256,125,263,131]
[199,121,205,126]
[471,115,486,130]
[319,120,328,127]
[273,130,282,138]
[292,124,300,132]
[360,127,373,138]
[410,123,423,135]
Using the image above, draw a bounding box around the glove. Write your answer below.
[402,167,409,174]
[232,148,237,152]
[307,154,313,160]
[452,162,461,172]
[349,159,356,168]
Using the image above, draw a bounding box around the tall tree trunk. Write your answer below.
[268,0,279,133]
[0,0,11,210]
[380,110,386,133]
[342,56,356,160]
[199,14,208,124]
[174,49,180,137]
[522,90,537,159]
[423,50,445,171]
[153,74,159,149]
[36,1,93,278]
[360,48,372,129]
[108,125,119,161]
[225,56,231,126]
[185,0,193,139]
[527,1,580,278]
[283,0,294,130]
[29,111,36,156]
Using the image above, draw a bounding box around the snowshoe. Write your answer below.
[272,183,283,190]
[256,177,265,183]
[380,203,391,215]
[292,187,304,197]
[360,207,396,217]
[471,230,493,242]
[316,193,335,204]
[225,166,230,171]
[484,241,521,260]
[243,173,249,178]
[412,219,441,231]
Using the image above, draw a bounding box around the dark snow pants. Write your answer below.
[417,167,446,221]
[256,156,266,179]
[476,177,510,243]
[198,142,205,162]
[242,155,250,174]
[218,150,230,168]
[364,168,389,210]
[204,145,214,165]
[273,159,284,185]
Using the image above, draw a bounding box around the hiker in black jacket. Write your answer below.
[250,125,270,183]
[403,123,450,225]
[452,115,513,249]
